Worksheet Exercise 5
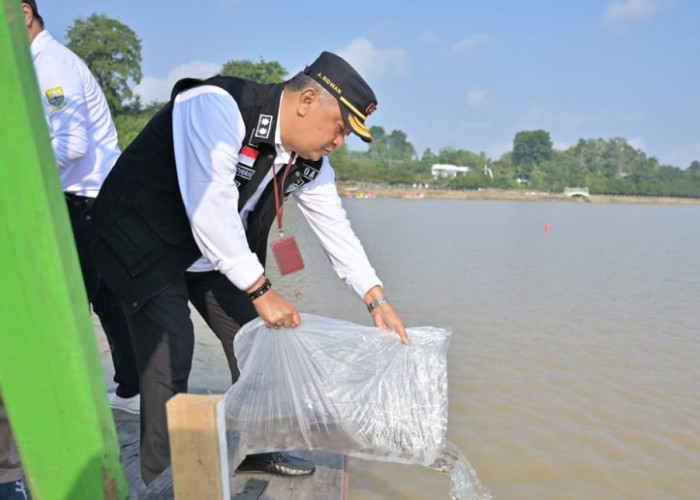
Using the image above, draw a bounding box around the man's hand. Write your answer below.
[372,303,409,344]
[247,277,301,329]
[365,286,409,344]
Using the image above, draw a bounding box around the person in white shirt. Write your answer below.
[91,51,408,484]
[22,0,140,412]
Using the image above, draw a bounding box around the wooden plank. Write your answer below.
[0,2,127,498]
[114,399,348,499]
[166,394,229,500]
[231,478,268,499]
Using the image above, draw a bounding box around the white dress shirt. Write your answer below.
[30,30,120,197]
[172,85,382,298]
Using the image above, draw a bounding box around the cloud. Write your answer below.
[418,31,439,44]
[336,38,409,78]
[134,61,222,105]
[603,0,672,32]
[467,88,491,108]
[450,34,490,55]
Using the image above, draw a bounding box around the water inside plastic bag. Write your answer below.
[224,313,491,499]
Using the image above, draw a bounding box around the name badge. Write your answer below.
[270,236,305,276]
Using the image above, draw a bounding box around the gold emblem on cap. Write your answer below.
[347,114,371,139]
[339,96,367,121]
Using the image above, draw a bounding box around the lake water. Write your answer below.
[96,197,700,499]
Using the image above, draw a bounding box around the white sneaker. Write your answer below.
[109,392,140,415]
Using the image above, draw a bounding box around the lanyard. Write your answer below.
[271,152,297,237]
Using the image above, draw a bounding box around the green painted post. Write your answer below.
[0,1,128,498]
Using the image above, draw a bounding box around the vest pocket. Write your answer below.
[100,208,189,277]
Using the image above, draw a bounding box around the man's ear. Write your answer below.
[22,4,33,28]
[297,88,316,117]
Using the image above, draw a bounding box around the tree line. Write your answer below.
[65,14,700,199]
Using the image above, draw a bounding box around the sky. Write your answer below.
[36,0,699,168]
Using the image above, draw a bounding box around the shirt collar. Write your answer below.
[30,30,52,61]
[274,91,293,162]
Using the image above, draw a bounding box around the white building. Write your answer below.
[431,164,470,178]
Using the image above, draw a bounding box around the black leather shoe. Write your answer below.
[237,452,315,476]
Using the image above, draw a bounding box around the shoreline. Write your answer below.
[338,183,700,205]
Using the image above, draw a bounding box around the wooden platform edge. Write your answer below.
[116,393,348,499]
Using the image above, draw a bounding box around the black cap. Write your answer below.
[304,51,377,143]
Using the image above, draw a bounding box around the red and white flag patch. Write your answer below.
[238,146,259,167]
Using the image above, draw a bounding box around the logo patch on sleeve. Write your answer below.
[45,87,67,111]
[301,164,319,181]
[234,146,259,184]
[254,114,273,139]
[238,146,259,166]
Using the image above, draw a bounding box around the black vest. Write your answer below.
[91,76,323,310]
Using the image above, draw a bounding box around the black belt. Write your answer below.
[63,193,90,201]
[64,193,92,204]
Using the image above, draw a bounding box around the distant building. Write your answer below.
[564,187,590,200]
[431,164,470,178]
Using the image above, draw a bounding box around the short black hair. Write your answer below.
[22,0,44,27]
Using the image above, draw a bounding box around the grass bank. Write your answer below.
[337,183,700,206]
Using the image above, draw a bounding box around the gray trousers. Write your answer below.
[0,391,23,484]
[126,270,257,485]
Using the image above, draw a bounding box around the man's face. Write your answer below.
[294,94,350,161]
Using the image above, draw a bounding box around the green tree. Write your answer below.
[367,126,388,160]
[436,148,487,171]
[113,96,164,150]
[114,111,154,150]
[385,130,416,161]
[512,130,553,179]
[421,148,437,164]
[66,14,142,116]
[220,58,287,83]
